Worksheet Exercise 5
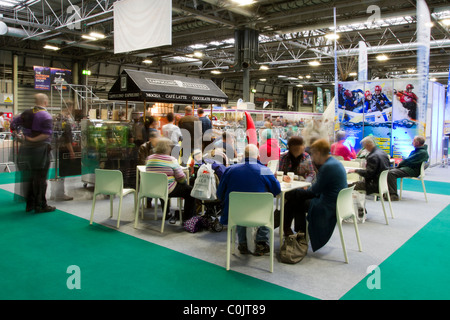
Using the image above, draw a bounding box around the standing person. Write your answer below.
[387,136,429,200]
[258,128,280,166]
[348,136,390,194]
[10,93,56,213]
[217,144,281,256]
[283,139,347,251]
[197,107,212,151]
[51,102,77,201]
[162,112,182,158]
[0,112,5,132]
[178,106,201,164]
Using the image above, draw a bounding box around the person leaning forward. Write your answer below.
[283,139,347,252]
[11,93,56,213]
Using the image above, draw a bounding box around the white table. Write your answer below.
[277,180,311,247]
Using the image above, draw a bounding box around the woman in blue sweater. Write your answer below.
[284,139,348,252]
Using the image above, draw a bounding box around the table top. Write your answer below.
[280,180,311,192]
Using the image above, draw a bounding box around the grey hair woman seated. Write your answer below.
[145,137,195,224]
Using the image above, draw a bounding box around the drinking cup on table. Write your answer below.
[276,171,283,182]
[287,172,295,181]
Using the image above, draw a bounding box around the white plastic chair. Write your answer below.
[267,160,279,174]
[372,170,395,225]
[134,171,183,233]
[399,162,428,202]
[226,192,275,272]
[336,186,363,263]
[90,169,136,228]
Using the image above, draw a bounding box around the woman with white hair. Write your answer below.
[145,138,195,224]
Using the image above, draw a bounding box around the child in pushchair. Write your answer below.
[188,148,228,232]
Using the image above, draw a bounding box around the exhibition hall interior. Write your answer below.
[0,0,450,301]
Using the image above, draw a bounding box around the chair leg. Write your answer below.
[399,178,403,200]
[269,228,274,273]
[154,198,158,220]
[160,197,168,233]
[226,226,232,271]
[337,219,349,263]
[353,216,363,252]
[421,178,428,202]
[134,196,142,228]
[380,196,389,225]
[90,195,97,225]
[386,193,395,219]
[110,196,114,218]
[117,196,123,228]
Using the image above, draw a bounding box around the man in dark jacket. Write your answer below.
[387,136,429,200]
[178,106,201,164]
[349,136,390,195]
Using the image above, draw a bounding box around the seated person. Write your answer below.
[283,139,347,252]
[145,138,195,224]
[331,131,356,160]
[217,144,281,256]
[258,129,280,165]
[387,136,429,200]
[137,131,159,165]
[279,136,316,183]
[221,131,237,160]
[348,136,390,195]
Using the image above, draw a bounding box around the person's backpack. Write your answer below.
[190,163,217,201]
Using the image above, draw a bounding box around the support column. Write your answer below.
[243,68,250,102]
[13,54,18,114]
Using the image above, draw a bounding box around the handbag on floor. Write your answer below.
[280,232,308,264]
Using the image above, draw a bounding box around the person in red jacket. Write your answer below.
[330,131,356,160]
[258,129,281,165]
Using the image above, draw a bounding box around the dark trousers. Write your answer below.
[387,168,410,195]
[283,189,314,235]
[160,183,195,222]
[18,145,51,210]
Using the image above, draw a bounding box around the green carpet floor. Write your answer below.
[342,203,450,300]
[0,188,315,300]
[1,173,450,300]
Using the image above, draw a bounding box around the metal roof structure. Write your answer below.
[0,0,449,92]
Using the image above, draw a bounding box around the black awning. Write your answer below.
[108,69,228,104]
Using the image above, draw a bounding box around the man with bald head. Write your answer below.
[11,93,56,213]
[217,144,281,256]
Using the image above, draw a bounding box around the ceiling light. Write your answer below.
[211,70,221,74]
[277,75,287,78]
[296,84,303,87]
[142,59,153,64]
[82,35,97,41]
[407,68,416,73]
[349,72,357,76]
[89,32,105,39]
[259,65,269,70]
[430,77,437,82]
[43,44,60,51]
[325,33,340,40]
[305,75,311,79]
[376,54,389,61]
[259,78,267,81]
[441,19,450,26]
[308,60,321,66]
[231,0,255,5]
[193,51,203,58]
